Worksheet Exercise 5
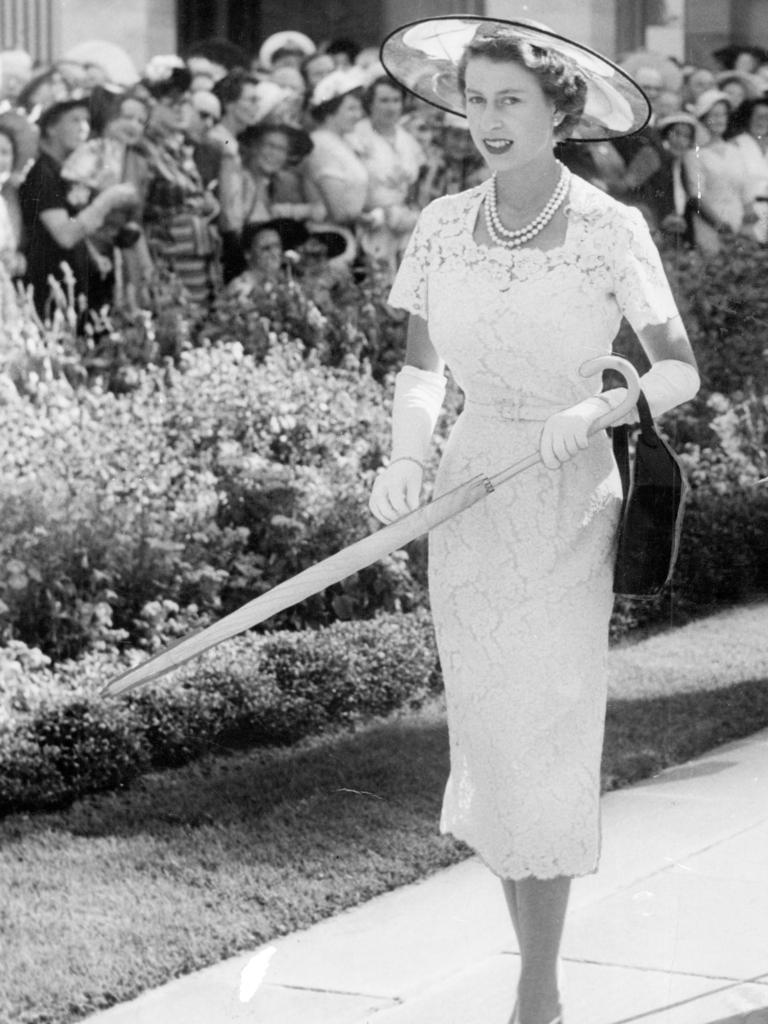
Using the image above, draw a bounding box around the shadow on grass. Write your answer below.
[6,677,768,845]
[2,703,454,843]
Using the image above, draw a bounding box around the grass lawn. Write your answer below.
[2,599,768,1024]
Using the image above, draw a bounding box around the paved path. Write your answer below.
[82,719,768,1023]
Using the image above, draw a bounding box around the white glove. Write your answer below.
[369,457,424,524]
[539,395,610,470]
[598,359,699,425]
[369,365,446,524]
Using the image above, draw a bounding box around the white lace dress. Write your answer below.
[388,175,680,879]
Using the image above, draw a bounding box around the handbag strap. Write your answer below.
[636,389,658,447]
[611,387,655,503]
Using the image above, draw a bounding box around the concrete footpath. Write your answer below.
[84,724,768,1024]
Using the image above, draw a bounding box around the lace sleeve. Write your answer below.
[611,205,680,332]
[387,201,440,319]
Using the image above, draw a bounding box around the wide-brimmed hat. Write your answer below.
[243,217,309,253]
[239,118,313,160]
[61,40,139,88]
[305,222,354,260]
[715,69,764,100]
[692,88,732,119]
[656,111,698,135]
[310,66,367,110]
[379,16,650,140]
[258,31,316,71]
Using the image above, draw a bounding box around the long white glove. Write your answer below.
[600,358,700,425]
[369,365,446,524]
[539,359,699,470]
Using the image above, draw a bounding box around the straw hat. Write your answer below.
[379,16,650,140]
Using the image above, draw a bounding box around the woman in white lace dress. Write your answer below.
[370,18,699,1024]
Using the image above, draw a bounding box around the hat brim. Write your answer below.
[380,16,650,141]
[238,122,313,160]
[305,223,354,260]
[244,217,309,253]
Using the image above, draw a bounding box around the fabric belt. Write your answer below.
[464,396,566,423]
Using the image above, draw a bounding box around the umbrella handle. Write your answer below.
[580,355,641,435]
[487,356,641,490]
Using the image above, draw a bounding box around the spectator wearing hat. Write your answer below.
[259,31,316,74]
[349,74,424,280]
[727,96,768,243]
[141,59,221,306]
[326,38,360,71]
[296,223,355,313]
[628,112,697,243]
[185,38,249,82]
[19,92,137,316]
[684,88,752,254]
[303,67,368,226]
[716,70,763,111]
[239,120,321,229]
[226,216,307,304]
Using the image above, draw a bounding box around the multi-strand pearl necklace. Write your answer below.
[484,163,571,248]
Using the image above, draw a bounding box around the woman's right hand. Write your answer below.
[369,459,424,524]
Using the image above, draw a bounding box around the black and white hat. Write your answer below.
[380,16,651,141]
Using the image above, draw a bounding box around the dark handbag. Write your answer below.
[612,390,688,596]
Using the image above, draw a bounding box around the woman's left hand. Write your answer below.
[539,397,608,470]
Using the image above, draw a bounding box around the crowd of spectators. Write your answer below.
[0,34,766,325]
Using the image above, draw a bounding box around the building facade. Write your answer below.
[1,0,767,74]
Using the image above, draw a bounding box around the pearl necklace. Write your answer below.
[484,163,570,248]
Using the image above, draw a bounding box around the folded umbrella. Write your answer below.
[101,355,640,697]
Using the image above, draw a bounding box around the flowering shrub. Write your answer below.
[0,341,429,659]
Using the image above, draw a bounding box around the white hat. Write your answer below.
[259,31,315,70]
[310,66,367,109]
[252,81,294,121]
[656,111,698,133]
[693,88,732,119]
[716,69,763,100]
[380,16,651,140]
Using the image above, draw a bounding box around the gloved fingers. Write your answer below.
[369,466,422,523]
[540,420,590,469]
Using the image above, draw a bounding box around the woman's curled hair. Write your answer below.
[457,29,587,139]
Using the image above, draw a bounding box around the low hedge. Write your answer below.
[0,611,439,816]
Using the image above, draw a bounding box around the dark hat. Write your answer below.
[238,120,313,160]
[36,90,91,135]
[242,217,309,253]
[305,222,354,260]
[380,16,651,140]
[141,59,192,99]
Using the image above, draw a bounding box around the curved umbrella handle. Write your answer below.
[580,355,641,434]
